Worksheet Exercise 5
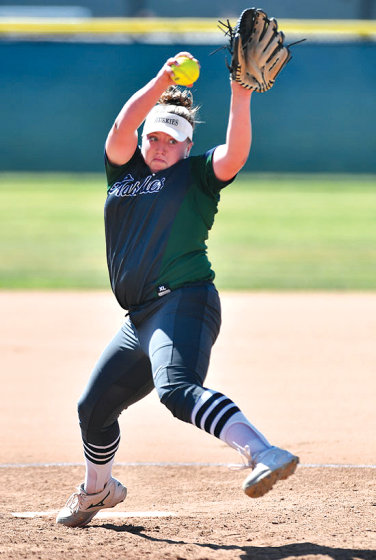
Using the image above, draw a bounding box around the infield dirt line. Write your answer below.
[11,511,177,519]
[1,462,375,468]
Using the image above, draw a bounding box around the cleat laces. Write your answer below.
[65,489,84,513]
[228,444,256,470]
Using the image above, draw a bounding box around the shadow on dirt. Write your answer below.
[100,524,375,559]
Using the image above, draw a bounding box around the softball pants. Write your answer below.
[77,283,245,464]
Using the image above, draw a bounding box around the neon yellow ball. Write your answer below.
[171,57,200,86]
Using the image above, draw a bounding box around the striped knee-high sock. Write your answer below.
[191,389,240,439]
[83,435,120,494]
[191,389,270,457]
[83,435,120,465]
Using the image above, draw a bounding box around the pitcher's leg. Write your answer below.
[78,320,152,438]
[57,319,154,527]
[137,285,298,498]
[78,318,154,493]
[137,286,261,444]
[136,284,221,421]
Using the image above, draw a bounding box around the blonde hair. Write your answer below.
[155,86,200,133]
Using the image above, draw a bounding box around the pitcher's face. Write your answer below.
[141,131,192,173]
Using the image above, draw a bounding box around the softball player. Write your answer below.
[56,52,298,528]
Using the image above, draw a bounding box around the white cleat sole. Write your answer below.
[243,455,299,498]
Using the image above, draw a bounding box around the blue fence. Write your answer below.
[3,0,376,19]
[1,40,375,173]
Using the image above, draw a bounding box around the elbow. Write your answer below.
[238,153,249,170]
[232,146,251,172]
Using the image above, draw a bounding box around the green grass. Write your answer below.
[210,174,376,290]
[0,173,107,288]
[1,172,375,290]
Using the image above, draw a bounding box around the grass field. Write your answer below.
[1,172,375,290]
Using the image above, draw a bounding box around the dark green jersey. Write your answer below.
[104,146,235,310]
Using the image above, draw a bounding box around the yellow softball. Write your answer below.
[171,56,200,86]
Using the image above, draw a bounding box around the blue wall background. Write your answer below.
[1,40,375,173]
[4,0,376,19]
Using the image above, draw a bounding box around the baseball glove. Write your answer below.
[218,8,294,92]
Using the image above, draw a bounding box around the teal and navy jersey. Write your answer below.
[104,146,235,311]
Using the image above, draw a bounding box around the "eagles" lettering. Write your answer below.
[108,174,165,197]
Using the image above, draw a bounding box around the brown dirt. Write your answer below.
[1,291,375,559]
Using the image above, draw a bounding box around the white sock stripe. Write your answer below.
[83,435,120,451]
[208,402,239,436]
[84,449,117,464]
[83,445,119,459]
[83,440,120,456]
[198,395,229,431]
[191,389,217,425]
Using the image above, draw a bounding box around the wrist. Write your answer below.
[231,80,253,98]
[155,66,174,91]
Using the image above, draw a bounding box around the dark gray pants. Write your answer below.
[78,283,223,459]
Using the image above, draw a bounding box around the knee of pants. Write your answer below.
[157,379,204,424]
[77,393,110,437]
[77,393,92,435]
[77,393,121,446]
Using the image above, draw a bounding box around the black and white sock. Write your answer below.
[191,389,240,438]
[191,389,270,458]
[83,435,120,493]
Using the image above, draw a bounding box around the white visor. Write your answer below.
[142,107,193,142]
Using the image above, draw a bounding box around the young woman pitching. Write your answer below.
[56,51,298,528]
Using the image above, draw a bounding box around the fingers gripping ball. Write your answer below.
[171,57,200,86]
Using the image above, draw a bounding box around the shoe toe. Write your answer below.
[242,449,299,498]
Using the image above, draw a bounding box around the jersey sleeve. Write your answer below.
[104,146,141,188]
[190,148,237,195]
